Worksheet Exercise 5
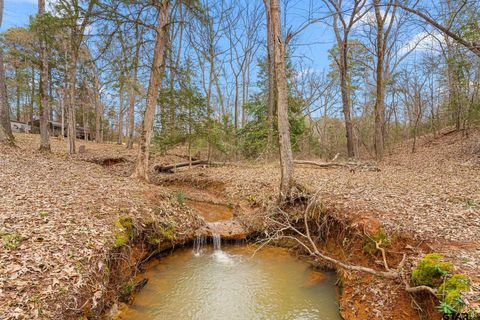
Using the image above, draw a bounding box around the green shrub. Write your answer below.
[363,228,391,255]
[412,253,453,287]
[119,281,134,302]
[438,274,470,309]
[160,224,176,241]
[113,216,134,248]
[2,231,24,250]
[175,190,186,205]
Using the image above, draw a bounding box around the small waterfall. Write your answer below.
[212,234,221,251]
[193,235,206,256]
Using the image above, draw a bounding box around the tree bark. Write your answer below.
[30,66,35,132]
[15,67,20,121]
[0,0,15,146]
[268,0,294,202]
[38,0,50,151]
[94,74,102,143]
[66,0,96,153]
[117,82,124,144]
[126,21,141,149]
[132,0,169,181]
[338,42,355,158]
[373,0,391,160]
[66,52,77,154]
[264,0,275,157]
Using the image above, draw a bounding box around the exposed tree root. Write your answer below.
[264,190,437,296]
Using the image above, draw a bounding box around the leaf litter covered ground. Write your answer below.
[1,130,479,318]
[0,134,202,319]
[153,129,480,312]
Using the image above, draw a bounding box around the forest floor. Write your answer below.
[0,135,203,319]
[152,129,480,317]
[0,130,479,319]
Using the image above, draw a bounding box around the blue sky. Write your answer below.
[1,0,38,31]
[1,0,335,68]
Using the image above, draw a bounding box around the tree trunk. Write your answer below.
[132,0,169,181]
[234,74,239,131]
[94,74,102,143]
[38,0,50,151]
[117,82,124,144]
[373,0,385,160]
[30,66,35,132]
[67,52,77,154]
[269,0,294,203]
[0,0,14,146]
[339,43,355,158]
[126,24,141,149]
[15,67,20,121]
[60,89,65,138]
[264,0,275,157]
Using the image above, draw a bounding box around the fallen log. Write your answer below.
[294,159,380,172]
[294,160,346,168]
[155,160,208,173]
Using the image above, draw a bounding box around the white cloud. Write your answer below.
[356,9,395,28]
[398,31,444,56]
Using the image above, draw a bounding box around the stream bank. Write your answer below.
[87,177,442,320]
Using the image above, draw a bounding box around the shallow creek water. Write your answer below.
[118,243,340,320]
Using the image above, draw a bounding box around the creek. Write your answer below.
[118,238,340,320]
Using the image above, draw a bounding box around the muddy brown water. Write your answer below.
[117,244,340,320]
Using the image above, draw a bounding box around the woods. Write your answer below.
[0,0,479,319]
[0,0,477,199]
[0,0,478,165]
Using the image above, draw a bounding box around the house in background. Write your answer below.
[10,120,31,133]
[11,117,93,141]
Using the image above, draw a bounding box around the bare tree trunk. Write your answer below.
[373,0,390,160]
[65,0,95,153]
[126,83,135,148]
[117,82,124,144]
[0,0,14,146]
[67,59,76,153]
[126,81,135,148]
[126,23,141,149]
[15,67,20,121]
[233,74,239,131]
[339,44,355,158]
[38,0,50,151]
[264,0,275,157]
[132,0,169,181]
[30,66,35,132]
[94,74,102,143]
[60,89,65,138]
[269,0,294,202]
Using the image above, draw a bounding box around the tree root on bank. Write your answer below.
[262,190,437,297]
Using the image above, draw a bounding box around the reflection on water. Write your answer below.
[118,244,340,320]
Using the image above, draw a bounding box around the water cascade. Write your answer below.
[212,234,221,251]
[193,235,206,256]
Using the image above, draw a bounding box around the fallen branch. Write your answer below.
[154,160,227,173]
[294,159,380,172]
[293,160,346,168]
[154,160,208,173]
